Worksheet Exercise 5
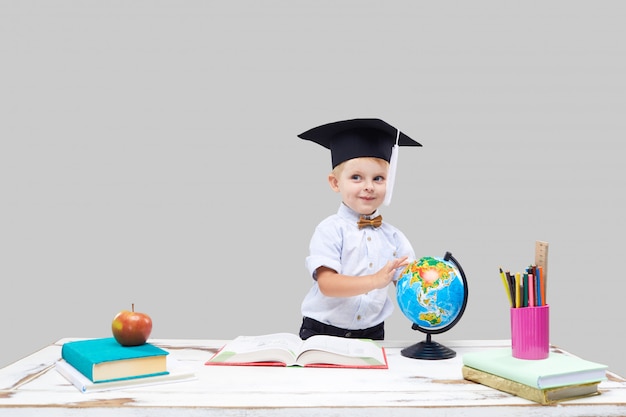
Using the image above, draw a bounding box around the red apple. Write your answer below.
[111,304,153,346]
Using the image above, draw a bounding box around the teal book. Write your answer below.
[462,347,607,389]
[61,338,169,383]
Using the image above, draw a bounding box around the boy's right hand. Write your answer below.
[372,256,409,289]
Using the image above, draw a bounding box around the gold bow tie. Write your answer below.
[357,215,383,229]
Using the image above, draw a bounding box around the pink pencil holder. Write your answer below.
[510,305,549,360]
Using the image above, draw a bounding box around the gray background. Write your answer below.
[2,1,624,378]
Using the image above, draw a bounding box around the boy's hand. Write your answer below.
[316,256,411,297]
[372,256,409,289]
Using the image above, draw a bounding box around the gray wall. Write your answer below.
[2,1,624,378]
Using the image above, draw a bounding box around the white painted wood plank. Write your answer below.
[1,338,624,417]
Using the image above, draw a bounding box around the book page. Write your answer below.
[297,335,386,366]
[208,333,303,364]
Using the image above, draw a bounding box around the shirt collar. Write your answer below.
[337,203,380,224]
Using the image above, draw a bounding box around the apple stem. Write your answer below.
[132,303,135,312]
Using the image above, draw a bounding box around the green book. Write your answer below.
[61,338,169,383]
[462,347,607,389]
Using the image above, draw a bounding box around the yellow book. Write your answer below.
[463,366,600,405]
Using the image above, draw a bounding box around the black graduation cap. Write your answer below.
[298,118,422,206]
[297,118,421,169]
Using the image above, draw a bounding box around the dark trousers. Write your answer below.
[299,317,385,340]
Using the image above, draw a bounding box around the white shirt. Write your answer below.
[301,203,415,330]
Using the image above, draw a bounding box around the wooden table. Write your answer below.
[1,338,625,416]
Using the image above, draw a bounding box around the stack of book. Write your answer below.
[462,347,608,405]
[56,337,196,393]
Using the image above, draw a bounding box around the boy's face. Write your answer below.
[328,157,388,216]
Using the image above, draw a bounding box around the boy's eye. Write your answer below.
[374,176,385,182]
[351,175,362,181]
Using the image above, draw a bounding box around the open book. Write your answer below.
[205,333,388,369]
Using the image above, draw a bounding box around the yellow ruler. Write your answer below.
[535,240,549,299]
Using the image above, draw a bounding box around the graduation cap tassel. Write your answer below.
[383,129,400,206]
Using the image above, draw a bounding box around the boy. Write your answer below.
[297,118,422,340]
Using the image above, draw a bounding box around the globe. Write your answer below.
[396,252,468,359]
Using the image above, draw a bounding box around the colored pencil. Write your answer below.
[499,267,513,307]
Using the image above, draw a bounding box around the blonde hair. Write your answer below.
[331,157,389,177]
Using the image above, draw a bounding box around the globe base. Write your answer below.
[401,338,456,360]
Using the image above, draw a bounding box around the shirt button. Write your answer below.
[369,262,373,268]
[357,315,362,320]
[367,236,371,241]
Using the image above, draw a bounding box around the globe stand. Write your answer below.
[400,328,457,360]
